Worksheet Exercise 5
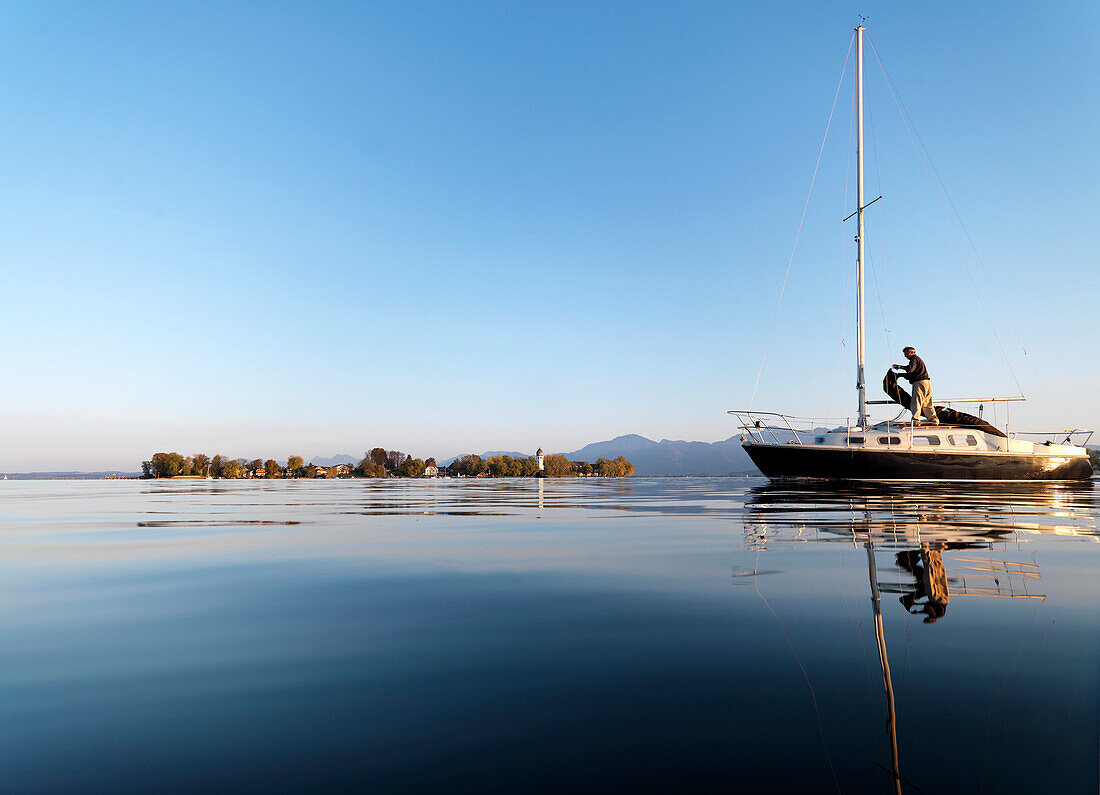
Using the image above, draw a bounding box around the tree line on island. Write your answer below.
[450,453,633,478]
[142,450,635,479]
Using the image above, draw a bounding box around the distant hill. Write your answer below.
[563,434,758,476]
[308,453,359,467]
[566,433,661,458]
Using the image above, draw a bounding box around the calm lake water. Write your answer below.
[1,477,1096,793]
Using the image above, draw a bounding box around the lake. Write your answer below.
[0,477,1096,792]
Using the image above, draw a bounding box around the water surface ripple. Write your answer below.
[0,477,1096,792]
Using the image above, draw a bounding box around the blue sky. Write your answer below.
[1,1,1096,469]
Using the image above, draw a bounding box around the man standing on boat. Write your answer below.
[893,347,939,425]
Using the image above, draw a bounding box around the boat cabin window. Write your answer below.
[814,437,825,444]
[848,436,865,445]
[878,436,901,445]
[912,435,941,446]
[947,434,978,447]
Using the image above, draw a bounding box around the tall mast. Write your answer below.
[855,23,868,427]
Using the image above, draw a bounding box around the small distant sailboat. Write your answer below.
[730,24,1093,481]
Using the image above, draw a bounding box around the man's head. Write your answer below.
[902,346,916,359]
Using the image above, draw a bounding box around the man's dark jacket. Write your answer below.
[899,354,929,383]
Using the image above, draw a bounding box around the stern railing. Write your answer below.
[727,411,851,445]
[1010,429,1094,447]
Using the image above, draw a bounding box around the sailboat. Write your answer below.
[730,25,1093,481]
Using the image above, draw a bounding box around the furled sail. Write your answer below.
[882,371,1007,438]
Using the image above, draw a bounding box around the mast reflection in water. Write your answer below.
[743,480,1096,793]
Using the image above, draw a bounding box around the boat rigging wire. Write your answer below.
[866,33,1048,403]
[866,34,1026,399]
[866,247,890,359]
[749,31,855,412]
[866,88,893,359]
[828,78,858,419]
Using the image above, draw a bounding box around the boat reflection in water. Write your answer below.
[741,480,1095,794]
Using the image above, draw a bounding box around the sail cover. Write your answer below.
[882,371,1007,438]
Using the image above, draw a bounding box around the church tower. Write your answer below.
[536,448,544,472]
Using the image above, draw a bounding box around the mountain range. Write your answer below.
[308,453,360,467]
[564,434,757,475]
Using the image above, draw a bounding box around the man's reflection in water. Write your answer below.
[896,543,950,622]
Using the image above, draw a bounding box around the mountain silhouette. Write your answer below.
[563,434,757,476]
[308,453,359,467]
